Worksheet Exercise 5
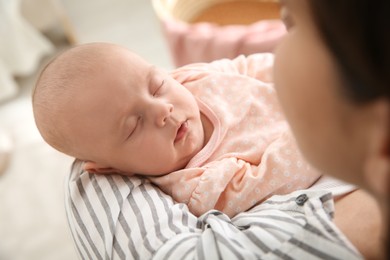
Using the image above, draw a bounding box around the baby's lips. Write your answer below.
[174,121,188,143]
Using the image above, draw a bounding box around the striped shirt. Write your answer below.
[65,160,362,259]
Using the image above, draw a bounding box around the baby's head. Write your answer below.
[33,42,205,176]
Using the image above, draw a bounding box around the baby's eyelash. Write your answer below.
[126,117,140,140]
[126,127,135,140]
[153,80,165,96]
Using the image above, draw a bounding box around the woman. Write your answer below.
[274,0,390,258]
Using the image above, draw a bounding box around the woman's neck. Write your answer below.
[378,195,388,260]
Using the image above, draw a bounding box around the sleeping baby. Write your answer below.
[33,42,321,217]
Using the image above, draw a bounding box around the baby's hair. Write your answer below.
[33,49,76,154]
[32,43,117,157]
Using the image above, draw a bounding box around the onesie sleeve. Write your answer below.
[171,53,275,84]
[150,136,321,218]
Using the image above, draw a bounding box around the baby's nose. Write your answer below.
[153,102,173,127]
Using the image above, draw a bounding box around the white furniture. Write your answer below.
[0,0,54,102]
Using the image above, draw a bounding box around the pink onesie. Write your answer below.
[149,54,321,217]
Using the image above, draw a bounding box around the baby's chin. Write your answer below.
[158,160,190,176]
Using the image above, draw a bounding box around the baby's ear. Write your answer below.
[83,161,135,176]
[83,161,117,175]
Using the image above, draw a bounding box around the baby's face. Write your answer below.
[70,47,205,175]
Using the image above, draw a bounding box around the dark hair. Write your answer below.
[307,0,390,258]
[308,0,389,103]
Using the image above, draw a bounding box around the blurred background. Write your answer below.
[0,1,171,259]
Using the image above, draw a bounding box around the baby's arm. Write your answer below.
[149,137,321,218]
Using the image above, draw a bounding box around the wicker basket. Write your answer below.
[152,0,286,67]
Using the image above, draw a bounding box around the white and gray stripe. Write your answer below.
[65,160,362,260]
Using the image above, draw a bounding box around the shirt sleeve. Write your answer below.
[65,160,362,260]
[170,53,275,85]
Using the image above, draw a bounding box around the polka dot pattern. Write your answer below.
[150,54,321,218]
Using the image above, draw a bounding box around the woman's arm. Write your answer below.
[334,189,384,260]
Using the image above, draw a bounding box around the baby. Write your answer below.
[33,42,321,217]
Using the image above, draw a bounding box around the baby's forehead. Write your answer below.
[47,46,154,96]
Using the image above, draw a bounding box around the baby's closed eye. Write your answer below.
[126,117,140,140]
[153,80,165,97]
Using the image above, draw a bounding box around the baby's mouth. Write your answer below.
[174,121,188,143]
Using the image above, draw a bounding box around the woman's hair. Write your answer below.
[307,0,389,103]
[307,0,389,257]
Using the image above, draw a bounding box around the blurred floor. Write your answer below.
[0,1,172,259]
